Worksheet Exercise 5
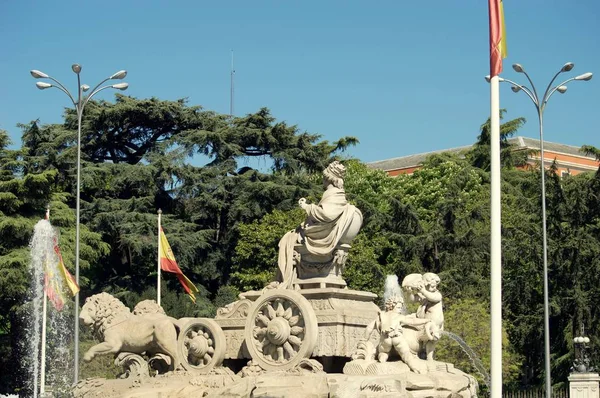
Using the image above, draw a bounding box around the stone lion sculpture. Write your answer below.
[79,293,180,371]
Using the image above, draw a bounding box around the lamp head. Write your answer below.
[30,70,49,79]
[511,85,521,93]
[110,70,127,80]
[556,86,568,94]
[112,82,129,90]
[561,62,575,72]
[36,82,52,90]
[71,64,82,74]
[512,64,525,73]
[81,84,90,92]
[575,72,593,81]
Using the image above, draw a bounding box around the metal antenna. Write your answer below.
[230,49,235,116]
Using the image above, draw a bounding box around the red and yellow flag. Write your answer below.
[159,227,199,303]
[44,242,79,311]
[489,0,507,77]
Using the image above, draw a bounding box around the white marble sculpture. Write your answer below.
[79,293,180,370]
[276,161,363,289]
[365,295,433,373]
[402,272,444,360]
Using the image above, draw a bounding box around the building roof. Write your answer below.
[367,136,594,172]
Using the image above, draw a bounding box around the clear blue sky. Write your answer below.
[1,0,598,163]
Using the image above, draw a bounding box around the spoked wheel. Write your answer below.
[244,290,318,371]
[177,318,226,374]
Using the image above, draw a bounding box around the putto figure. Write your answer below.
[365,295,432,374]
[402,272,444,360]
[276,161,363,289]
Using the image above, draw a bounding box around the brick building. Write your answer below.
[368,136,599,177]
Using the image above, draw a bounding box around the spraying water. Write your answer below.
[26,219,74,397]
[442,331,490,389]
[383,275,407,314]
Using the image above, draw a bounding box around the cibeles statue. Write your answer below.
[276,161,363,289]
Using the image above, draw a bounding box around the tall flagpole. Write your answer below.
[157,209,162,306]
[489,75,502,398]
[488,1,504,397]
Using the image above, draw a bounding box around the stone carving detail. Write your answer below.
[244,290,318,371]
[240,360,267,378]
[177,318,226,374]
[216,299,252,319]
[347,274,444,375]
[402,272,444,360]
[364,295,433,374]
[114,352,150,381]
[132,299,166,316]
[311,298,334,311]
[276,161,363,289]
[79,293,180,372]
[148,353,172,375]
[351,338,377,361]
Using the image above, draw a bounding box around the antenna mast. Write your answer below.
[230,50,235,116]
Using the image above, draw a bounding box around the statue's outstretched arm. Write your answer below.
[400,316,431,327]
[419,288,442,303]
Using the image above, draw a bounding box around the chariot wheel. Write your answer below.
[244,289,318,371]
[177,318,226,374]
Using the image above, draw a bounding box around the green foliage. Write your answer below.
[0,98,358,393]
[214,285,241,309]
[4,94,600,394]
[79,339,121,379]
[436,299,523,389]
[232,208,305,291]
[467,109,529,171]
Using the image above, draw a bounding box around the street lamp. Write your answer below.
[31,64,128,384]
[486,63,592,397]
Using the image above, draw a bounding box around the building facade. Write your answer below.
[368,136,599,177]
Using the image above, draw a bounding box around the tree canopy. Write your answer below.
[2,96,599,394]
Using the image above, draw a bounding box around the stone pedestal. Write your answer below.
[569,372,600,398]
[215,288,380,362]
[294,243,351,289]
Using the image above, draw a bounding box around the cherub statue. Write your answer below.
[276,161,363,288]
[364,295,432,374]
[402,272,444,360]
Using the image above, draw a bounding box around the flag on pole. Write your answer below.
[489,0,507,77]
[159,227,199,303]
[44,241,79,311]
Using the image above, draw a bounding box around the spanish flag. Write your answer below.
[489,0,507,77]
[159,228,199,303]
[44,242,79,311]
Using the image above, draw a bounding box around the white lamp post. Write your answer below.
[486,62,592,397]
[31,64,128,384]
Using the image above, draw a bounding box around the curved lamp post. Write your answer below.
[486,63,592,397]
[31,64,128,384]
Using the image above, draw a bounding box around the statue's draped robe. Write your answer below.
[277,187,359,289]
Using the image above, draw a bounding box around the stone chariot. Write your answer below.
[179,161,378,374]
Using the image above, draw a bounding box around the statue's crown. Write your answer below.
[325,161,346,179]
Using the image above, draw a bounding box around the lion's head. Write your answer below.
[80,292,131,339]
[133,299,165,316]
